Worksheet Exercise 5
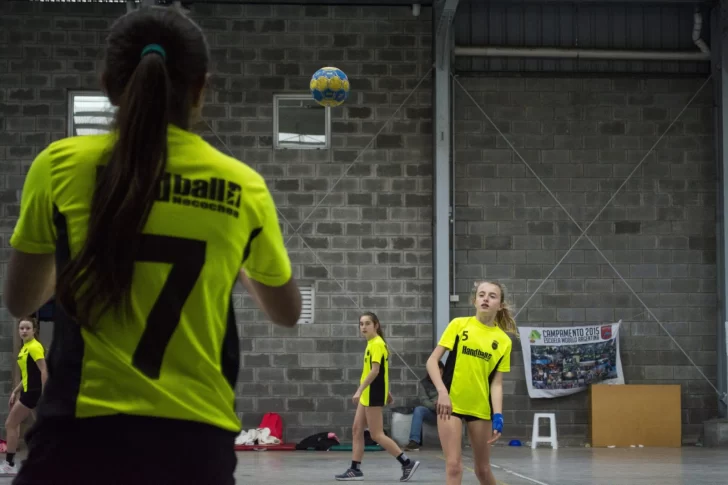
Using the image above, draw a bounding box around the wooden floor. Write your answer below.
[2,445,726,484]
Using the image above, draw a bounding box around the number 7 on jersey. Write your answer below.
[132,234,206,380]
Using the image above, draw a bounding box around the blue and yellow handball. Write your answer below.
[310,67,350,107]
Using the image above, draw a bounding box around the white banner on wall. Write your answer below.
[518,322,625,399]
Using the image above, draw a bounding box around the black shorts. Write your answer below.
[18,390,41,410]
[452,412,484,423]
[13,414,237,485]
[364,397,386,407]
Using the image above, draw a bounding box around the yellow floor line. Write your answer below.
[436,454,509,485]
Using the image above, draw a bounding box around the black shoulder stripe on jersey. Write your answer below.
[442,335,460,393]
[488,356,504,384]
[36,205,85,420]
[486,356,504,421]
[221,272,240,394]
[242,227,263,264]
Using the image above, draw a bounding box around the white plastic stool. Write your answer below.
[531,413,558,449]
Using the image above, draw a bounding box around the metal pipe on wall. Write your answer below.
[453,46,710,61]
[433,8,451,345]
[450,74,456,305]
[693,10,710,54]
[710,0,728,418]
[433,0,459,344]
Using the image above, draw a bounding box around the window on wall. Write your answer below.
[273,94,330,150]
[68,91,116,137]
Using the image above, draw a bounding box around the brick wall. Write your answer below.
[0,0,434,442]
[210,4,435,441]
[0,0,720,446]
[451,76,718,443]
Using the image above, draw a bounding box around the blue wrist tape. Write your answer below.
[492,413,504,433]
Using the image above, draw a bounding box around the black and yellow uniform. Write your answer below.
[10,125,292,484]
[439,317,512,421]
[17,338,45,409]
[359,336,389,407]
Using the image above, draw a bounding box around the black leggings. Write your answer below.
[13,414,237,485]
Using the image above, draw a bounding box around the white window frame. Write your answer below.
[67,90,116,137]
[297,284,315,325]
[273,94,331,150]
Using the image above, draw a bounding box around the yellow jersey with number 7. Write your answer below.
[10,125,292,433]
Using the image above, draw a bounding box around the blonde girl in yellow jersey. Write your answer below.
[335,312,421,482]
[426,281,516,485]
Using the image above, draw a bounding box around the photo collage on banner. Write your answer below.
[518,322,625,399]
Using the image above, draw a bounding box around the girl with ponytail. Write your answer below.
[5,5,300,484]
[425,281,517,485]
[335,312,421,482]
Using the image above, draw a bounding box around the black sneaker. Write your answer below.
[400,460,420,482]
[335,468,363,481]
[404,440,421,451]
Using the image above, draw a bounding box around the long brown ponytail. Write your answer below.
[56,7,209,328]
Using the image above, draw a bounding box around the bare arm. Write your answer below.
[37,359,48,391]
[426,346,448,392]
[239,270,301,328]
[427,346,453,417]
[12,382,23,395]
[490,371,504,414]
[488,370,506,443]
[4,250,55,318]
[356,362,380,395]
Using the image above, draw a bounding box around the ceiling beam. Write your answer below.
[466,0,712,4]
[181,0,434,5]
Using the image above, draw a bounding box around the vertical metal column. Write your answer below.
[433,0,459,343]
[712,0,728,417]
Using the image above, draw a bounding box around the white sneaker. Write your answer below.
[0,460,18,476]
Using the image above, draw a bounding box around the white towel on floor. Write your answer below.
[256,427,281,445]
[235,429,259,446]
[234,427,281,446]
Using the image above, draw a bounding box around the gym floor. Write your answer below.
[1,446,724,484]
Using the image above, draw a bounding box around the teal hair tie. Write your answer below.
[140,44,166,60]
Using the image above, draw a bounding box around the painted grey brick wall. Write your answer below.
[3,0,721,448]
[203,4,434,442]
[451,76,718,443]
[0,1,434,442]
